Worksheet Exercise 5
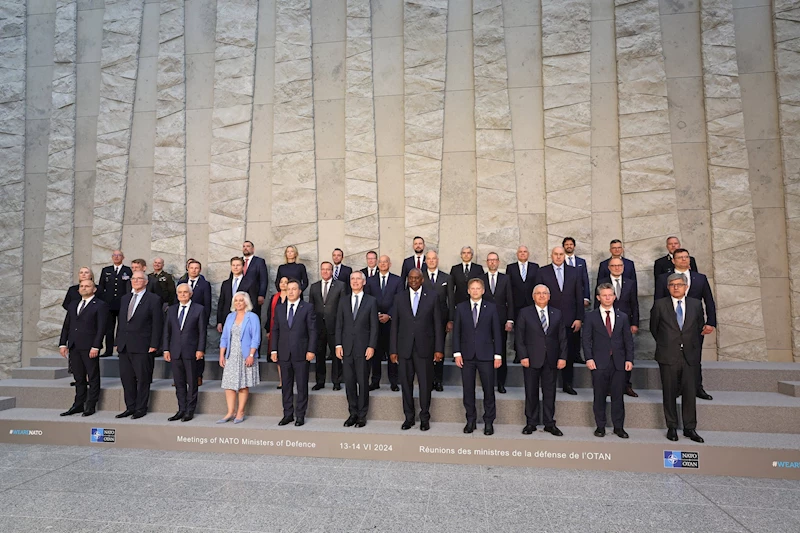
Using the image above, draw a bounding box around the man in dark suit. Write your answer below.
[596,239,637,284]
[336,271,379,427]
[507,245,540,319]
[597,257,640,397]
[58,279,108,417]
[217,257,259,332]
[270,279,317,426]
[650,273,705,443]
[515,284,567,436]
[179,260,212,385]
[400,236,426,281]
[331,248,353,287]
[241,240,269,316]
[535,247,585,395]
[453,278,503,435]
[360,250,379,279]
[125,259,166,303]
[309,262,347,390]
[98,249,132,357]
[114,271,164,419]
[583,283,635,438]
[423,250,451,392]
[448,246,485,322]
[654,248,716,400]
[482,252,514,393]
[364,255,403,391]
[162,283,206,422]
[390,269,444,431]
[562,237,590,309]
[653,236,699,284]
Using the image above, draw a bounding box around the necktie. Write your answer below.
[381,276,386,292]
[233,277,239,294]
[521,263,527,282]
[605,310,613,336]
[127,293,138,321]
[334,266,339,280]
[288,303,295,328]
[556,267,564,291]
[412,291,419,316]
[78,300,87,315]
[540,309,547,333]
[614,278,621,299]
[490,274,496,294]
[472,302,478,327]
[190,279,196,289]
[352,295,359,318]
[179,305,186,330]
[416,257,421,270]
[244,258,249,275]
[430,273,435,284]
[568,256,574,267]
[323,281,328,303]
[370,269,374,277]
[676,300,684,330]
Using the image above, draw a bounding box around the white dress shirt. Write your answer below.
[671,296,685,313]
[409,287,421,307]
[231,275,243,294]
[286,298,300,320]
[535,305,549,332]
[130,289,146,316]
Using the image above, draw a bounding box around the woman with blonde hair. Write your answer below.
[275,245,308,298]
[62,266,95,310]
[218,292,261,423]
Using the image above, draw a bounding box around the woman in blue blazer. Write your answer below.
[218,292,261,423]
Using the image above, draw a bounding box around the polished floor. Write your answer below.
[0,444,798,532]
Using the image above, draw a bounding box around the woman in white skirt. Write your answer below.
[218,292,261,424]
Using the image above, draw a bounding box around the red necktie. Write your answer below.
[416,257,420,270]
[244,258,249,275]
[605,310,613,336]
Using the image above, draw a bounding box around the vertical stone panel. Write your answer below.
[404,0,447,249]
[90,0,146,271]
[37,0,77,356]
[702,0,767,361]
[343,0,378,270]
[542,0,592,254]
[0,0,27,373]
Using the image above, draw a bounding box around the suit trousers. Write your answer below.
[591,366,626,429]
[461,359,496,424]
[560,326,580,387]
[432,326,448,384]
[522,364,557,427]
[171,357,198,414]
[496,330,508,386]
[371,325,398,387]
[398,346,433,423]
[658,354,698,430]
[119,351,153,414]
[69,349,100,408]
[279,359,310,418]
[195,357,205,379]
[104,309,119,355]
[342,353,370,419]
[315,328,342,386]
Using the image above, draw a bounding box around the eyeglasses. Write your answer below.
[668,283,686,288]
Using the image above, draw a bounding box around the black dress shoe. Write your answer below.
[70,381,76,387]
[522,425,536,435]
[332,384,342,391]
[131,412,147,420]
[625,386,639,398]
[369,383,380,391]
[666,428,679,441]
[420,421,430,431]
[574,357,586,364]
[168,411,185,422]
[344,416,357,427]
[100,352,113,358]
[182,413,194,422]
[115,410,134,418]
[434,382,444,392]
[391,384,400,392]
[312,383,325,391]
[614,428,629,439]
[278,415,294,426]
[60,405,83,416]
[294,418,305,427]
[497,385,507,394]
[562,385,577,395]
[544,425,563,437]
[696,390,713,401]
[82,407,96,417]
[355,419,366,428]
[594,427,605,437]
[401,420,415,430]
[683,429,704,443]
[484,423,494,436]
[463,421,476,434]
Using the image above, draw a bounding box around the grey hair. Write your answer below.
[231,291,254,312]
[351,271,366,282]
[667,273,686,285]
[596,282,614,293]
[533,283,550,296]
[461,245,474,254]
[176,282,193,295]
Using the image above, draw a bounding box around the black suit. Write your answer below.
[482,271,514,387]
[650,297,704,430]
[309,278,347,386]
[448,263,485,314]
[582,308,634,429]
[507,261,540,317]
[59,296,108,410]
[364,272,403,387]
[653,254,699,286]
[360,266,379,279]
[535,264,585,387]
[597,276,640,388]
[241,255,269,316]
[596,257,637,285]
[270,299,317,419]
[336,292,379,420]
[162,303,207,414]
[217,276,259,327]
[98,264,133,355]
[423,269,451,385]
[401,255,426,280]
[179,275,212,378]
[453,300,502,425]
[332,263,352,286]
[390,288,444,423]
[515,306,567,427]
[116,291,164,415]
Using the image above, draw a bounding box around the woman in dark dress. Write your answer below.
[265,276,289,389]
[62,266,94,310]
[275,245,309,298]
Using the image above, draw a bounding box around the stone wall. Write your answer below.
[9,0,800,372]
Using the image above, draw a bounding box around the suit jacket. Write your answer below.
[401,255,426,280]
[364,272,403,316]
[62,285,81,311]
[309,278,347,335]
[270,299,317,362]
[514,306,567,368]
[653,254,699,282]
[98,265,133,311]
[596,257,637,285]
[360,266,379,279]
[332,264,352,285]
[535,264,585,325]
[481,271,514,324]
[217,275,259,326]
[449,263,485,313]
[178,275,212,326]
[654,271,717,327]
[565,255,590,300]
[389,288,444,359]
[422,270,451,323]
[452,300,502,361]
[507,261,540,313]
[596,276,640,327]
[115,291,164,354]
[650,297,704,366]
[335,292,379,357]
[242,255,269,299]
[125,277,166,304]
[582,307,634,371]
[162,303,207,359]
[59,296,108,350]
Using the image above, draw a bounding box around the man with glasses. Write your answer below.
[596,239,637,284]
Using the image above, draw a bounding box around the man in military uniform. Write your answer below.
[150,257,177,307]
[98,250,132,357]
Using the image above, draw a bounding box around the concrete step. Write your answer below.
[10,367,71,380]
[94,357,800,393]
[30,355,68,368]
[1,378,799,433]
[0,397,15,411]
[778,381,800,397]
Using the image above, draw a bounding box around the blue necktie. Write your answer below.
[676,300,684,330]
[472,302,478,327]
[556,267,564,291]
[412,291,419,316]
[381,276,386,292]
[521,263,527,282]
[568,257,574,267]
[540,309,547,333]
[352,295,359,319]
[232,277,239,294]
[178,305,186,330]
[288,303,295,328]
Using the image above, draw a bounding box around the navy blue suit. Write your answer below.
[332,263,352,288]
[597,257,637,285]
[179,275,212,378]
[162,302,207,414]
[336,292,379,420]
[364,272,403,387]
[401,255,426,280]
[270,299,317,419]
[453,300,502,424]
[507,261,540,316]
[241,255,269,315]
[482,271,514,387]
[565,255,590,301]
[597,276,640,388]
[116,291,163,415]
[59,296,108,410]
[216,275,259,327]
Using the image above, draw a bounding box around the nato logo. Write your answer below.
[664,451,699,469]
[90,428,116,443]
